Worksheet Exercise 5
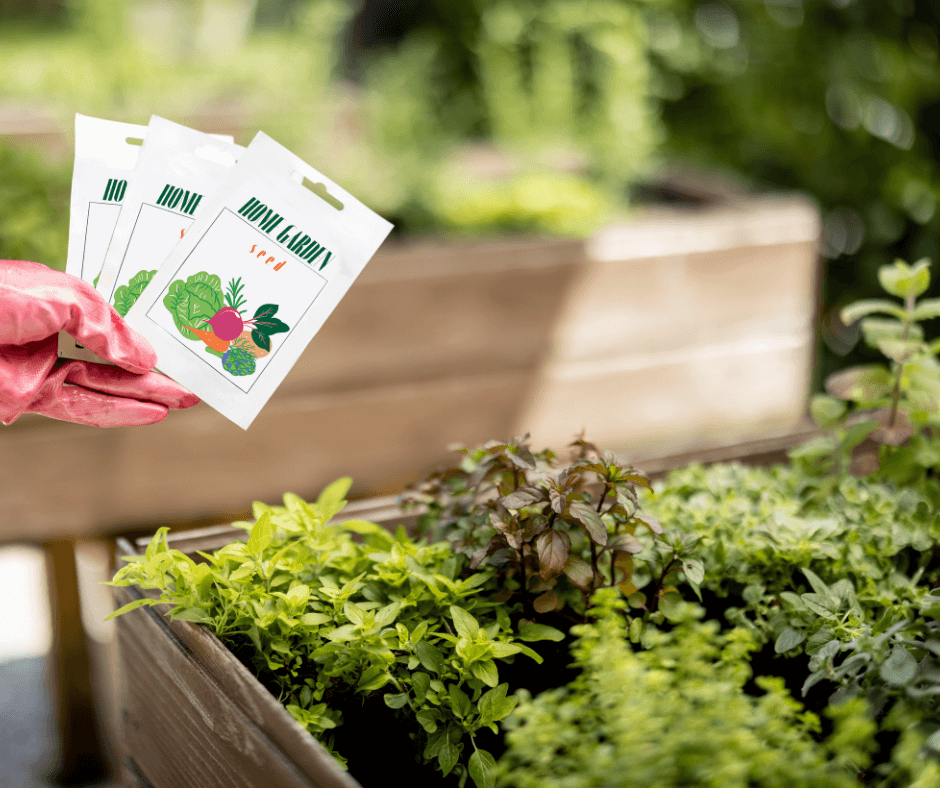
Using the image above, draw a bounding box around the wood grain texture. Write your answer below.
[0,370,535,542]
[0,197,819,543]
[43,539,112,785]
[114,582,359,788]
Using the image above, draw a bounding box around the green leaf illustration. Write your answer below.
[113,269,156,317]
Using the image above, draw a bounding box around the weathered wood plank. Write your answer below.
[43,539,112,785]
[0,370,535,542]
[114,582,358,788]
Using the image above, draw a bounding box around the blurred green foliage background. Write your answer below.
[1,0,939,378]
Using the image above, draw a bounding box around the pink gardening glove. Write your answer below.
[0,259,200,427]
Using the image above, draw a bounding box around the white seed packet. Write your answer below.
[65,114,149,287]
[95,115,244,317]
[124,132,394,430]
[60,114,235,363]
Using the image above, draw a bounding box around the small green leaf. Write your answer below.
[449,684,472,717]
[416,640,445,674]
[468,750,497,788]
[450,606,480,640]
[879,259,928,298]
[861,317,923,349]
[775,627,807,654]
[300,612,332,626]
[879,646,918,686]
[911,258,932,296]
[801,593,839,620]
[247,513,273,556]
[682,558,705,585]
[374,601,402,627]
[824,365,894,402]
[384,693,409,709]
[877,338,923,363]
[801,568,832,598]
[490,642,522,658]
[412,672,431,703]
[325,624,358,641]
[103,597,156,621]
[317,477,352,508]
[438,738,459,777]
[416,708,439,733]
[518,622,565,642]
[840,298,907,324]
[912,298,940,321]
[809,394,847,427]
[357,666,389,692]
[172,607,213,624]
[470,660,499,687]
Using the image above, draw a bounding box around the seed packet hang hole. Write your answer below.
[124,131,394,430]
[95,115,244,318]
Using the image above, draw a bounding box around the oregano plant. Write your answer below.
[105,477,564,788]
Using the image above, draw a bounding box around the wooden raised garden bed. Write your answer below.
[110,426,817,788]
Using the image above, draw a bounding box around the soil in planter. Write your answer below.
[331,692,459,787]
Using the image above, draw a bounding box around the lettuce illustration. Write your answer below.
[113,269,155,317]
[163,271,224,339]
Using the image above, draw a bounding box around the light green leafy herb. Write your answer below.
[106,477,558,786]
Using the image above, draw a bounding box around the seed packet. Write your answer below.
[58,114,150,363]
[59,114,234,363]
[64,114,150,287]
[94,116,244,320]
[124,132,394,429]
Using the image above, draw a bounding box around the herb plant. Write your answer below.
[795,258,940,483]
[402,435,696,621]
[641,460,940,777]
[106,478,563,788]
[498,589,879,788]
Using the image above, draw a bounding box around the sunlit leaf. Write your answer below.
[569,501,607,545]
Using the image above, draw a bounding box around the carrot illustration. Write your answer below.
[184,324,230,353]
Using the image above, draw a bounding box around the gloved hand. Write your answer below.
[0,259,199,427]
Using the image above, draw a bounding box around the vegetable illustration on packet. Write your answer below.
[124,132,393,429]
[163,273,289,376]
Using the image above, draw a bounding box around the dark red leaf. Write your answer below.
[632,510,663,535]
[533,590,559,613]
[569,501,608,546]
[606,533,644,555]
[537,530,571,581]
[502,488,544,508]
[564,555,594,588]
